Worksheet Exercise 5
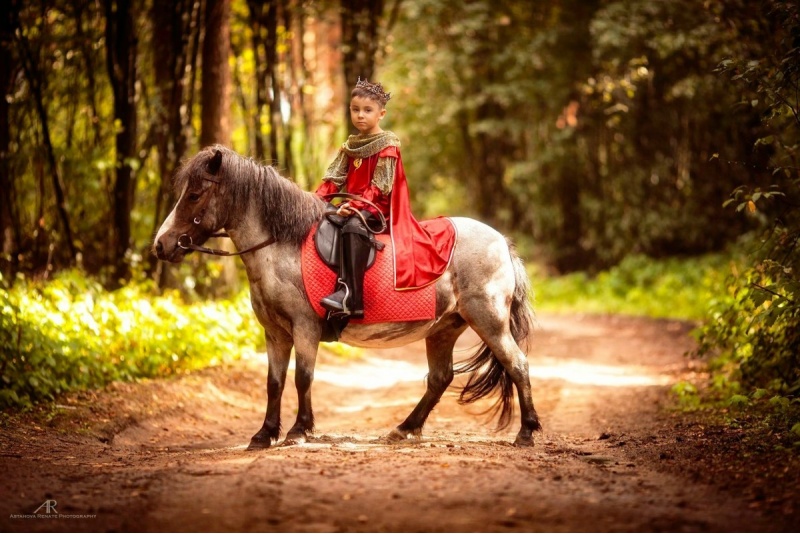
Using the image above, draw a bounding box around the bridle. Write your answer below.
[177,174,277,257]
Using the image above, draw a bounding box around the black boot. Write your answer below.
[342,230,371,318]
[320,216,372,318]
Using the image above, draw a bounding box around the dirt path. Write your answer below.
[1,314,795,532]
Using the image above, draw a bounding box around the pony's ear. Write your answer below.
[207,149,223,176]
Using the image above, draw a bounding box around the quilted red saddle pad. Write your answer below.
[301,226,436,324]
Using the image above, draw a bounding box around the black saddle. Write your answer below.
[313,208,383,270]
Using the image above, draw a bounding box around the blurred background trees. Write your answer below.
[385,0,782,272]
[1,0,791,281]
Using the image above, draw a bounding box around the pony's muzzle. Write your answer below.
[153,236,186,263]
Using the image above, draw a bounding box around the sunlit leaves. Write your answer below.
[532,252,735,320]
[0,270,263,409]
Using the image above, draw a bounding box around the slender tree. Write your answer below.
[13,2,78,266]
[340,0,384,130]
[201,0,238,294]
[0,0,18,277]
[201,0,232,148]
[247,0,278,163]
[105,0,138,285]
[151,1,198,240]
[148,0,201,283]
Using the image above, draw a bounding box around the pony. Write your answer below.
[154,145,541,448]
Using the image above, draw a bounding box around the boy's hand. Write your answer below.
[336,203,354,217]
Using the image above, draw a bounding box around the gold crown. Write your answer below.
[355,77,391,103]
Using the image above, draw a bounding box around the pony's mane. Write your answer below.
[175,145,325,245]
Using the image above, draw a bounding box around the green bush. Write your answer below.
[696,256,800,397]
[0,270,263,409]
[531,253,736,321]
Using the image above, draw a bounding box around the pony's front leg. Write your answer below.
[249,333,293,449]
[284,328,320,444]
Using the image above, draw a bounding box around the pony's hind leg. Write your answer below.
[459,303,541,446]
[387,319,467,442]
[477,328,540,445]
[249,332,292,449]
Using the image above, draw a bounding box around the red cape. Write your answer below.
[385,147,456,290]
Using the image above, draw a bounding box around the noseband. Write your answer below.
[177,175,277,257]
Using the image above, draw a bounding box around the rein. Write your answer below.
[177,233,277,256]
[322,192,388,234]
[177,174,277,257]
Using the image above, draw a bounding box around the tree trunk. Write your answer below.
[265,0,279,163]
[105,0,138,286]
[550,0,599,272]
[247,0,272,161]
[14,4,78,267]
[149,0,196,282]
[74,2,103,146]
[281,0,294,177]
[0,1,18,277]
[200,0,237,296]
[340,0,384,131]
[201,0,231,148]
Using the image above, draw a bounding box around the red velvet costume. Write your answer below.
[316,145,455,290]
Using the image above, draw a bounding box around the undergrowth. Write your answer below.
[530,253,736,321]
[0,270,264,409]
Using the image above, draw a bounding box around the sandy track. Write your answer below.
[0,314,785,532]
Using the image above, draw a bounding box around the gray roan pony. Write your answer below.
[154,145,541,448]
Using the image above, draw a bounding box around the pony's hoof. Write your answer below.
[385,428,420,443]
[386,429,408,442]
[248,429,276,450]
[247,438,272,450]
[282,434,307,446]
[513,435,535,448]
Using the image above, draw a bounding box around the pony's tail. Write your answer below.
[454,240,535,430]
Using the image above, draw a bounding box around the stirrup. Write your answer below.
[321,280,351,316]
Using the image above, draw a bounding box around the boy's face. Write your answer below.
[350,95,386,135]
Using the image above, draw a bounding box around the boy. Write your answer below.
[316,78,454,319]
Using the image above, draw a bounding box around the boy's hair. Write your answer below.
[352,77,391,107]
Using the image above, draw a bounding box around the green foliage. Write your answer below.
[671,380,701,409]
[738,392,800,439]
[383,0,764,270]
[0,270,263,409]
[692,238,800,431]
[694,1,800,422]
[695,253,800,397]
[532,253,735,320]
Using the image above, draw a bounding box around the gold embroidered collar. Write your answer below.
[341,131,401,159]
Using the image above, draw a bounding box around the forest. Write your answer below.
[1,0,799,419]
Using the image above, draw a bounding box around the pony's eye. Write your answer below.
[187,192,201,202]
